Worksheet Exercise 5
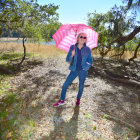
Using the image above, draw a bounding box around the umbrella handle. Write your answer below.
[74,28,78,50]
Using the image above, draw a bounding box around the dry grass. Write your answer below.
[0,42,67,58]
[93,49,140,60]
[0,42,140,60]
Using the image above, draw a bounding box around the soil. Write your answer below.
[1,56,140,140]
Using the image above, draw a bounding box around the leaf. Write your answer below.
[103,114,109,120]
[85,113,92,119]
[93,125,97,131]
[6,131,13,138]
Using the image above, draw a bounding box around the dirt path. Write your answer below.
[1,56,140,140]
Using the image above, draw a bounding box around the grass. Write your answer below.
[0,52,39,65]
[0,80,11,95]
[0,74,10,81]
[93,48,140,60]
[0,44,41,139]
[0,90,20,139]
[0,78,37,139]
[0,73,13,97]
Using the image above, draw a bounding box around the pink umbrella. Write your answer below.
[52,24,99,52]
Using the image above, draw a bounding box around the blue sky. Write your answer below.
[37,0,124,24]
[37,0,139,24]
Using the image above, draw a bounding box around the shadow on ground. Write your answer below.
[0,57,44,75]
[40,106,80,140]
[96,87,140,130]
[88,57,140,89]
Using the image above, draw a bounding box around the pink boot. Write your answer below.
[76,99,80,106]
[53,100,65,107]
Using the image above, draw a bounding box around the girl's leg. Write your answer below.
[77,70,88,99]
[60,71,78,101]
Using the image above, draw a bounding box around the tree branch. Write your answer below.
[110,45,126,58]
[112,26,140,46]
[101,26,140,57]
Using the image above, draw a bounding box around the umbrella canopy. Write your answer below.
[52,24,99,52]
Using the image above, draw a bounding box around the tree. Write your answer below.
[123,0,140,10]
[87,5,140,61]
[0,0,61,67]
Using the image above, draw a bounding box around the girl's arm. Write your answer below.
[66,45,74,63]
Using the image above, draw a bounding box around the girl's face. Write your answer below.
[78,33,87,45]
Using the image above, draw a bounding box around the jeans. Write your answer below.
[60,70,88,101]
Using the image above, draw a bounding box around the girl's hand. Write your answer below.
[72,50,75,57]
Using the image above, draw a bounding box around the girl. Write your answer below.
[53,33,92,107]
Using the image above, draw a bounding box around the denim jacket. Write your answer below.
[66,43,92,71]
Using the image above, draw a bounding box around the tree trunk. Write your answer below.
[129,42,140,62]
[113,26,140,46]
[18,37,26,66]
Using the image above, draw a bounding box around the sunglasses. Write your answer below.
[80,36,87,39]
